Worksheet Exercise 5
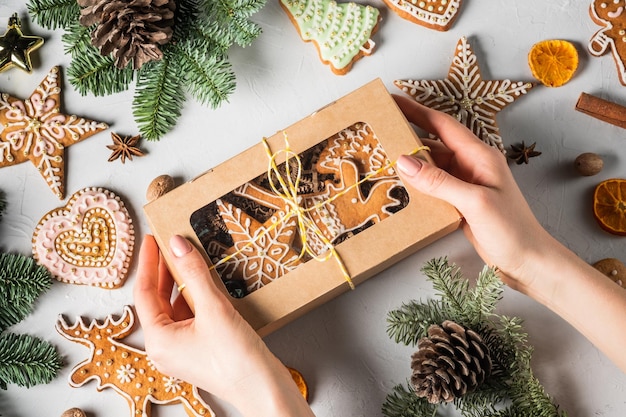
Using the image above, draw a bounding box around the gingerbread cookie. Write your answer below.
[32,187,134,289]
[0,66,108,199]
[316,122,397,180]
[593,258,626,288]
[395,37,535,153]
[381,0,462,31]
[589,0,626,85]
[56,306,214,417]
[214,198,303,292]
[280,0,381,75]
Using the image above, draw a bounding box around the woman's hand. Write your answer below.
[393,94,626,373]
[133,235,314,417]
[393,94,548,291]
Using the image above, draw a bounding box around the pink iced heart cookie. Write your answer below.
[32,187,135,289]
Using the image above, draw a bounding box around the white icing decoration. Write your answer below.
[163,376,183,393]
[382,0,461,30]
[117,364,136,384]
[32,187,135,288]
[280,0,380,72]
[395,36,533,152]
[55,306,215,417]
[0,67,107,198]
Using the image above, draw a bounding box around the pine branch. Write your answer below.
[382,383,437,417]
[386,299,448,346]
[227,17,263,47]
[132,55,186,141]
[67,48,135,96]
[0,333,62,389]
[471,266,503,319]
[62,22,93,56]
[27,0,80,30]
[422,258,473,323]
[176,41,236,108]
[0,253,53,332]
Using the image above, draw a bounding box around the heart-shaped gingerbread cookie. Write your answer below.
[32,187,135,289]
[382,0,462,31]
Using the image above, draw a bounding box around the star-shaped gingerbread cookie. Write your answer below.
[215,199,303,292]
[395,37,535,152]
[0,66,108,199]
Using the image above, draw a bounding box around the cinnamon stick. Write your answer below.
[576,92,626,129]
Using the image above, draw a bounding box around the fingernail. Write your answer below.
[397,155,423,177]
[170,235,192,258]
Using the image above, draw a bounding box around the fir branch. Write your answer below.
[422,258,473,324]
[132,55,186,141]
[0,253,53,332]
[384,258,565,417]
[61,22,93,56]
[0,333,62,389]
[27,0,80,30]
[227,16,263,47]
[67,48,135,96]
[386,299,448,346]
[176,41,236,108]
[382,383,437,417]
[471,266,504,320]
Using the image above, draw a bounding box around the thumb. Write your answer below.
[168,235,228,316]
[396,155,474,209]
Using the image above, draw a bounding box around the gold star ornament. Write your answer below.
[0,13,44,73]
[0,66,108,199]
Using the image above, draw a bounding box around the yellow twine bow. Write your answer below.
[211,132,430,291]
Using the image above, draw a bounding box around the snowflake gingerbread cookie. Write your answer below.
[589,0,626,85]
[56,306,214,417]
[280,0,381,74]
[32,187,135,289]
[0,66,108,199]
[395,37,535,152]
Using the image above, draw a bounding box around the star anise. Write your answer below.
[107,133,145,163]
[507,141,541,165]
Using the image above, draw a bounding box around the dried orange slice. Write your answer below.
[288,367,309,401]
[528,39,579,87]
[593,178,626,236]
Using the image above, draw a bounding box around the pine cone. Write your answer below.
[410,320,492,404]
[78,0,176,70]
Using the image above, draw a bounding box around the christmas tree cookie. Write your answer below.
[280,0,381,74]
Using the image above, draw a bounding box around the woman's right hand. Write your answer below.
[393,94,549,292]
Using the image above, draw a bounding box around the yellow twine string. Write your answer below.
[210,132,430,290]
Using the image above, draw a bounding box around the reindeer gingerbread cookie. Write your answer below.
[56,306,214,417]
[589,0,626,85]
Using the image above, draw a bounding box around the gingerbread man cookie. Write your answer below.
[589,0,626,85]
[32,187,134,289]
[56,306,214,417]
[0,66,108,199]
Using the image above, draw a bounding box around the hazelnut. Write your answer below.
[61,408,87,417]
[574,152,603,176]
[146,175,176,202]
